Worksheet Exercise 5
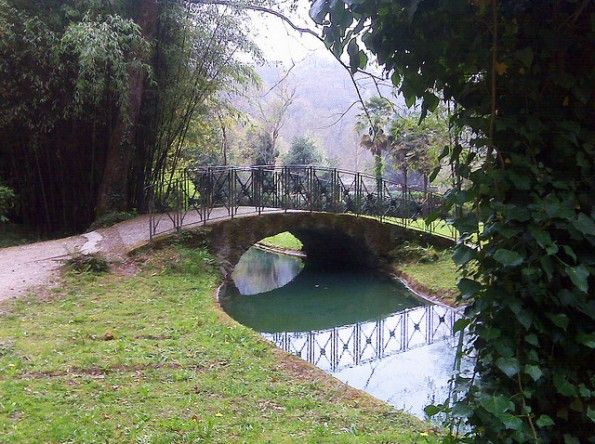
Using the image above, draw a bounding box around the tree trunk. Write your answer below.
[374,153,383,192]
[402,167,408,194]
[96,0,159,216]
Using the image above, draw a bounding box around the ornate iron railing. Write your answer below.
[263,304,462,373]
[147,165,457,240]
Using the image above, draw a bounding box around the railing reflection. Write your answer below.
[262,304,462,372]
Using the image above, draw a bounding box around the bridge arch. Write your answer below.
[146,166,457,271]
[204,212,454,273]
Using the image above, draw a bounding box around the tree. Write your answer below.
[355,96,393,188]
[0,0,259,232]
[245,126,279,166]
[313,0,594,442]
[283,137,323,166]
[238,78,295,167]
[390,113,448,194]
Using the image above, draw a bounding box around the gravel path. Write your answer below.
[0,207,286,302]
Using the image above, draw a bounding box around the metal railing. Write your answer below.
[147,165,457,240]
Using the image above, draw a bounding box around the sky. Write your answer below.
[245,5,335,66]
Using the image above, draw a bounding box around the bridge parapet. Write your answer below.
[147,166,456,240]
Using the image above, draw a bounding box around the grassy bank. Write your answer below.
[259,232,303,251]
[0,244,437,443]
[391,243,459,305]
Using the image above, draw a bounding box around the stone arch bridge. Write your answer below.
[148,166,456,269]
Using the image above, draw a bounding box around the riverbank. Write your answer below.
[392,250,459,306]
[0,244,438,443]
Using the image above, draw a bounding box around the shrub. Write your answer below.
[0,185,15,223]
[391,241,440,264]
[64,252,109,273]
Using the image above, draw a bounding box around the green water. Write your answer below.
[221,246,463,418]
[223,248,423,332]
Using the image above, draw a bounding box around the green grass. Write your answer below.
[0,245,438,443]
[259,232,303,251]
[397,251,459,299]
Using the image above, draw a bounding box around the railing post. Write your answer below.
[355,172,361,217]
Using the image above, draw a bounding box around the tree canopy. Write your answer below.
[0,0,258,232]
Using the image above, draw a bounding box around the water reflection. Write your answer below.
[224,248,422,332]
[222,246,464,418]
[231,247,304,295]
[262,304,461,372]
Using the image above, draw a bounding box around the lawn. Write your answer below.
[396,251,460,304]
[0,244,438,443]
[258,232,303,251]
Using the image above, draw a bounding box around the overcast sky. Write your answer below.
[246,6,334,65]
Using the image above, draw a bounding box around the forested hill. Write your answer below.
[250,55,395,171]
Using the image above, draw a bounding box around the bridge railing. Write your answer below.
[147,165,458,241]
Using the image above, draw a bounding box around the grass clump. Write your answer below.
[391,242,460,304]
[0,245,438,443]
[258,231,303,251]
[64,252,110,274]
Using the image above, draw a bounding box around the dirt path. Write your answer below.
[0,208,287,302]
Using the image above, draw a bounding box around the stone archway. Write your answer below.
[200,212,453,273]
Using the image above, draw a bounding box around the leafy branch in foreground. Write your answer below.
[313,0,594,442]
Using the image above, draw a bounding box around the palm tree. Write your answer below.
[355,97,393,190]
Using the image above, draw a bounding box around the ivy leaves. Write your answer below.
[313,0,594,442]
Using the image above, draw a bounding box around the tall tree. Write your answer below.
[283,136,324,165]
[355,96,393,188]
[0,0,259,232]
[96,0,159,215]
[390,113,448,194]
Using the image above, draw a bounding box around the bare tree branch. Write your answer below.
[187,0,376,127]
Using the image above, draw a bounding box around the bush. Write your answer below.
[390,241,440,264]
[0,185,15,223]
[64,252,109,273]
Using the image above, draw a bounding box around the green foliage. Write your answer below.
[391,241,440,264]
[59,13,148,113]
[244,126,279,166]
[391,112,448,191]
[314,0,594,442]
[88,210,137,230]
[0,0,260,233]
[356,97,393,182]
[283,136,323,165]
[64,252,109,274]
[0,184,15,222]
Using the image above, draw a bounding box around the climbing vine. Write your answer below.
[311,0,594,442]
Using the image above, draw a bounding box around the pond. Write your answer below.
[220,246,463,418]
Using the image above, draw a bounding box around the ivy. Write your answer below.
[312,0,594,442]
